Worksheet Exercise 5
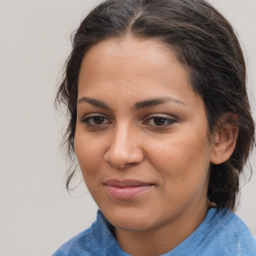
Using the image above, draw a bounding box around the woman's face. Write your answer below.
[75,36,215,233]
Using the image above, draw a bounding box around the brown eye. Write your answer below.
[92,116,105,125]
[81,115,110,126]
[153,117,169,126]
[145,115,176,127]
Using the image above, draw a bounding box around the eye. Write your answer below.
[81,114,110,127]
[144,115,177,127]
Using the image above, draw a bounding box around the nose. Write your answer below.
[103,124,144,169]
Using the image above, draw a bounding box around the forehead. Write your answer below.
[83,36,179,64]
[78,36,198,106]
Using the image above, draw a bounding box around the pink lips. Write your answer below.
[103,179,154,200]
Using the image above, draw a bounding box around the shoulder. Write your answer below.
[171,208,256,256]
[202,208,256,255]
[52,211,116,256]
[52,223,101,256]
[225,210,256,254]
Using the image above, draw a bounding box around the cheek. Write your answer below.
[154,151,210,211]
[149,135,210,171]
[147,132,211,192]
[74,137,103,202]
[74,128,104,180]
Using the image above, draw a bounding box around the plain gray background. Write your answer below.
[0,0,255,255]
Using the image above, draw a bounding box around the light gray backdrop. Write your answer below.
[0,0,255,255]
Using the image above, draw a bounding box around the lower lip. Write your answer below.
[104,185,153,200]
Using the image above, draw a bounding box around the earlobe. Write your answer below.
[210,115,239,165]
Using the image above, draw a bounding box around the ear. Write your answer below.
[210,114,239,165]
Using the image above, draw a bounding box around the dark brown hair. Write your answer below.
[56,0,255,210]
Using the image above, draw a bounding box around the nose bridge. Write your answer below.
[113,122,132,147]
[104,122,143,168]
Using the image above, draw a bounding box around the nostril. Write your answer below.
[103,145,144,169]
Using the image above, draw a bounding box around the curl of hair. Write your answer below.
[55,0,255,209]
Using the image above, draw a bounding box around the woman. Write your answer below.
[53,0,256,255]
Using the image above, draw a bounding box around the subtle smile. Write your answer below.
[103,179,154,200]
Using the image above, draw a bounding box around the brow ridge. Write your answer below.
[135,97,186,109]
[77,96,186,110]
[77,97,110,110]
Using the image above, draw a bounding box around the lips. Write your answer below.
[103,179,154,200]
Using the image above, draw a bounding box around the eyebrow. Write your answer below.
[77,97,110,110]
[135,97,186,109]
[77,96,186,110]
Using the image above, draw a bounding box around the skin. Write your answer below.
[74,36,236,256]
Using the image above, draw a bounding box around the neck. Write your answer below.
[115,198,209,256]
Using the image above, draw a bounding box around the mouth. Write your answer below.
[103,179,154,200]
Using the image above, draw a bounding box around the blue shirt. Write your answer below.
[53,208,256,255]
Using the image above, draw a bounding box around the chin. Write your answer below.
[101,206,158,232]
[112,217,153,232]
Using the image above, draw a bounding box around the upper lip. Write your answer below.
[103,179,153,187]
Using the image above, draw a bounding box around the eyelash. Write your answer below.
[144,115,177,128]
[81,114,110,127]
[80,114,177,129]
